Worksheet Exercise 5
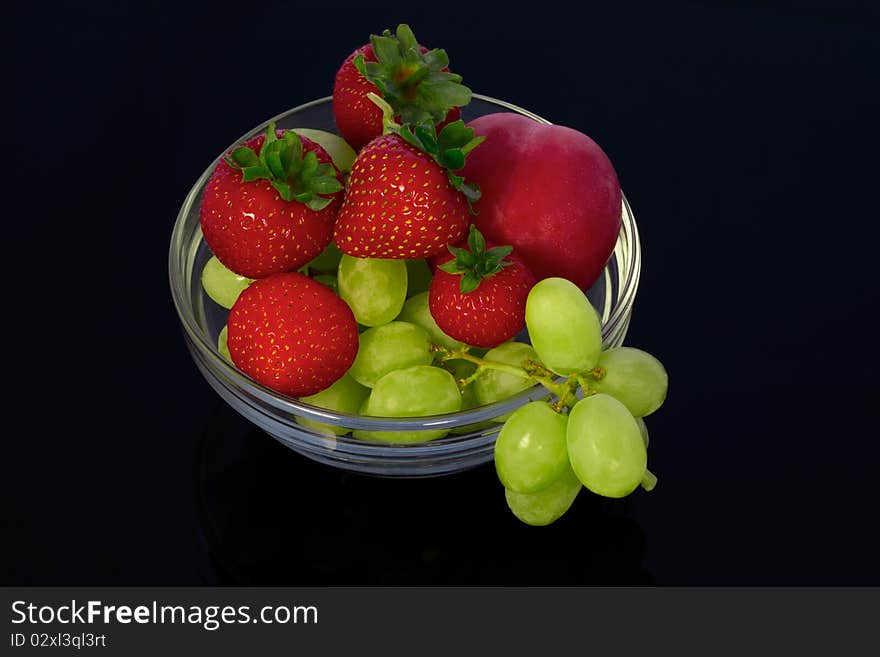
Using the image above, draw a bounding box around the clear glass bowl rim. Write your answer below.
[168,93,641,435]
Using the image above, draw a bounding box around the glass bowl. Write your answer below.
[168,94,641,478]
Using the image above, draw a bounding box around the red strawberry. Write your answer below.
[334,119,484,259]
[332,24,469,151]
[429,226,537,349]
[226,272,358,397]
[199,122,344,279]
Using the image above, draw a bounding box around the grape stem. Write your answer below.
[432,343,660,498]
[576,374,597,395]
[430,344,580,411]
[584,366,606,381]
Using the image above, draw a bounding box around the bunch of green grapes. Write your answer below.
[203,253,668,527]
[495,277,667,525]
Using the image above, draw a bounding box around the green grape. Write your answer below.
[636,416,649,448]
[201,255,253,309]
[495,401,569,494]
[291,128,357,172]
[591,347,668,417]
[567,394,647,498]
[353,365,462,443]
[396,291,466,351]
[338,254,407,326]
[525,277,602,375]
[474,341,539,406]
[297,372,370,436]
[349,321,433,388]
[405,259,433,298]
[218,325,231,362]
[305,241,343,272]
[358,396,371,415]
[505,465,582,526]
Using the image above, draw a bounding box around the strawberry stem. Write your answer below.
[366,92,400,136]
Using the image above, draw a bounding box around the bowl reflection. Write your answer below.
[194,401,653,585]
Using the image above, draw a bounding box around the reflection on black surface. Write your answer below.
[195,403,653,585]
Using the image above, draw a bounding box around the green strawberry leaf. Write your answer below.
[418,77,471,109]
[439,148,465,171]
[437,121,469,150]
[437,121,486,162]
[423,48,449,71]
[460,136,486,156]
[450,246,478,268]
[278,143,293,173]
[240,165,269,182]
[457,180,482,202]
[228,147,260,168]
[447,171,464,188]
[309,173,344,195]
[263,143,286,180]
[414,124,438,155]
[468,224,486,254]
[372,34,402,67]
[395,24,420,53]
[397,105,437,126]
[485,245,513,263]
[352,53,368,77]
[438,260,465,275]
[396,124,415,147]
[301,150,319,180]
[225,121,341,211]
[263,124,278,148]
[357,23,472,130]
[282,131,301,168]
[441,226,516,294]
[272,180,293,201]
[305,196,334,211]
[460,272,482,294]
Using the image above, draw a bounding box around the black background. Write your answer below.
[7,1,879,585]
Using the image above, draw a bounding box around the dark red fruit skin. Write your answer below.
[332,44,462,151]
[199,133,342,279]
[226,272,358,397]
[428,251,537,349]
[332,45,381,152]
[334,133,469,259]
[460,113,622,291]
